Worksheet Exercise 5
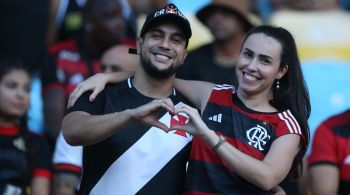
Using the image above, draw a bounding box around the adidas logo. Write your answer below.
[208,114,222,123]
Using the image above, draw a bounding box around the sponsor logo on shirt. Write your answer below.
[208,114,222,123]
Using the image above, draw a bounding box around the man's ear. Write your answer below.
[136,37,143,54]
[181,49,188,65]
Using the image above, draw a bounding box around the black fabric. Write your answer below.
[0,128,51,195]
[186,160,273,195]
[0,0,49,72]
[70,80,191,194]
[177,43,238,86]
[140,3,191,39]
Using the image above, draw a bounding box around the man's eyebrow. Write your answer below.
[150,28,185,38]
[149,28,163,33]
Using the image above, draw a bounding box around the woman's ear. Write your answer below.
[277,65,288,79]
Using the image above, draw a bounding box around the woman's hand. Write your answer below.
[67,72,134,108]
[169,102,210,137]
[68,73,109,108]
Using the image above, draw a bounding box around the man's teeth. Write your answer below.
[155,53,170,60]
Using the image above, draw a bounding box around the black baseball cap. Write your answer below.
[140,3,192,40]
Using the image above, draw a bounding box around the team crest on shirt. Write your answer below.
[246,124,271,151]
[170,113,190,138]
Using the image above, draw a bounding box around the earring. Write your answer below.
[276,79,280,89]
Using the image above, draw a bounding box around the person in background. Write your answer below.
[308,109,350,195]
[0,59,52,195]
[101,44,139,73]
[52,44,138,195]
[46,0,136,47]
[68,25,309,194]
[177,0,255,86]
[41,0,136,146]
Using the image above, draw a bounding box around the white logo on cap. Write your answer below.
[153,4,186,19]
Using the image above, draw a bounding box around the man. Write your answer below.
[177,0,254,86]
[62,3,192,194]
[52,44,138,195]
[308,109,350,195]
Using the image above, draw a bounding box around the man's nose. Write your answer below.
[159,37,171,49]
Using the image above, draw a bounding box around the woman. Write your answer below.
[68,25,310,194]
[0,59,51,195]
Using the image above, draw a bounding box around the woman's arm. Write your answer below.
[215,134,300,191]
[171,103,300,191]
[68,72,215,112]
[174,79,214,111]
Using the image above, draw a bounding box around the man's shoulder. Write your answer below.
[105,80,130,92]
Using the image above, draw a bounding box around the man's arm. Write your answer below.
[31,176,51,195]
[62,110,133,146]
[62,98,175,146]
[53,173,80,195]
[309,165,339,195]
[52,132,82,195]
[308,122,339,195]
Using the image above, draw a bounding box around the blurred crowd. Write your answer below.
[0,0,349,194]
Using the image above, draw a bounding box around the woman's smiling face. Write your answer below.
[236,32,287,97]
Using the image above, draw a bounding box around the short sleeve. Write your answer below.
[53,132,82,176]
[68,90,106,115]
[29,133,52,179]
[275,110,303,137]
[308,123,337,166]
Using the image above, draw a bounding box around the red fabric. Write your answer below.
[32,168,52,179]
[0,126,19,136]
[54,163,82,174]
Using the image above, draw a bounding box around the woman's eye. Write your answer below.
[5,82,17,89]
[261,58,271,65]
[244,51,252,58]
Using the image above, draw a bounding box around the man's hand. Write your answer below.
[131,98,174,132]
